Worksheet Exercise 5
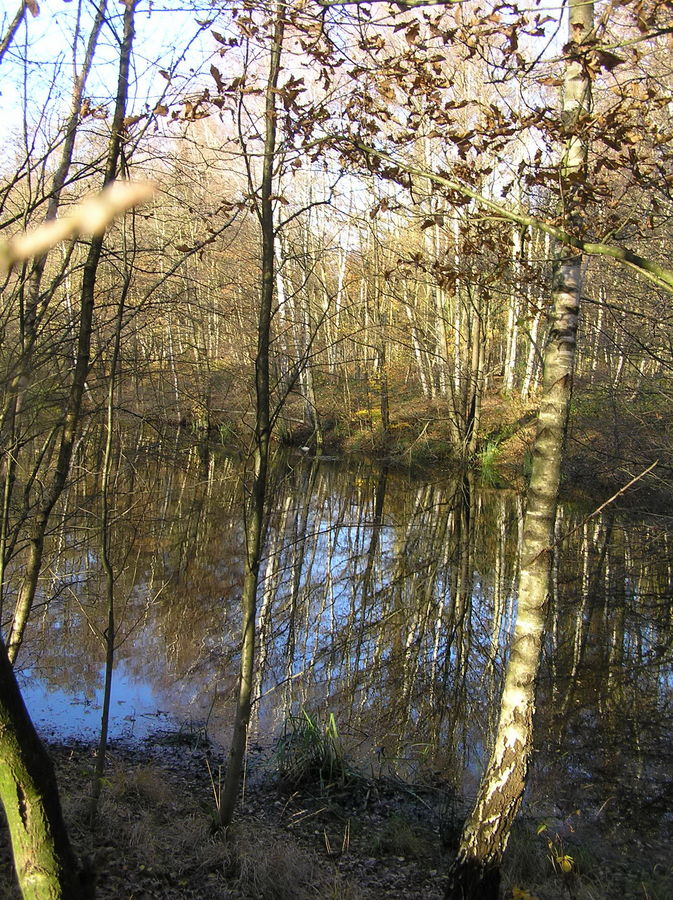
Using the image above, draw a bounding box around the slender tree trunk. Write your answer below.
[504,227,523,392]
[89,237,133,826]
[464,305,484,457]
[446,3,593,896]
[0,4,135,894]
[521,305,543,399]
[0,0,106,626]
[7,0,135,664]
[218,0,285,829]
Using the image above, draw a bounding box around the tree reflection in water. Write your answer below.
[15,442,673,846]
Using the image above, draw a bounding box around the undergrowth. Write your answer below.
[273,709,352,791]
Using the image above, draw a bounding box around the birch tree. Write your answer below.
[445,1,593,894]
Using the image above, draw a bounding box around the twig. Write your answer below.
[556,459,659,548]
[528,459,658,565]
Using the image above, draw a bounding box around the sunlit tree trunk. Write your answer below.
[281,224,323,447]
[403,283,432,399]
[521,231,549,400]
[218,0,285,829]
[0,639,94,899]
[520,305,543,399]
[504,226,524,392]
[446,2,593,896]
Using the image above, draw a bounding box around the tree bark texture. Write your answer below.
[446,2,593,897]
[0,638,93,899]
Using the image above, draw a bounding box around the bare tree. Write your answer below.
[218,0,286,828]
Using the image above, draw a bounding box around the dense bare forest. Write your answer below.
[1,0,673,898]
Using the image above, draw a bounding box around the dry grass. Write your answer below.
[225,820,363,900]
[5,744,667,899]
[96,761,361,897]
[368,813,436,860]
[0,749,365,900]
[501,815,673,900]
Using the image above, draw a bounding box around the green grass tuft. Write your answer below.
[273,709,351,791]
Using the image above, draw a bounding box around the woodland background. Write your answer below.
[1,0,673,898]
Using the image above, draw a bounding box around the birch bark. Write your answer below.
[445,1,593,895]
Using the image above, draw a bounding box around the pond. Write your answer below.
[13,440,673,855]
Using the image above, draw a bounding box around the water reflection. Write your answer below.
[19,659,171,741]
[13,442,673,833]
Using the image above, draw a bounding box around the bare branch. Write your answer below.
[0,3,28,67]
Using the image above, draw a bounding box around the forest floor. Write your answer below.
[0,732,671,899]
[0,735,449,900]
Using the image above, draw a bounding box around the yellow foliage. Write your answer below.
[557,854,574,873]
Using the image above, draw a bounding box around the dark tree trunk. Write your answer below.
[7,0,135,664]
[218,0,285,828]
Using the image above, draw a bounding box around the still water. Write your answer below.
[13,442,673,838]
